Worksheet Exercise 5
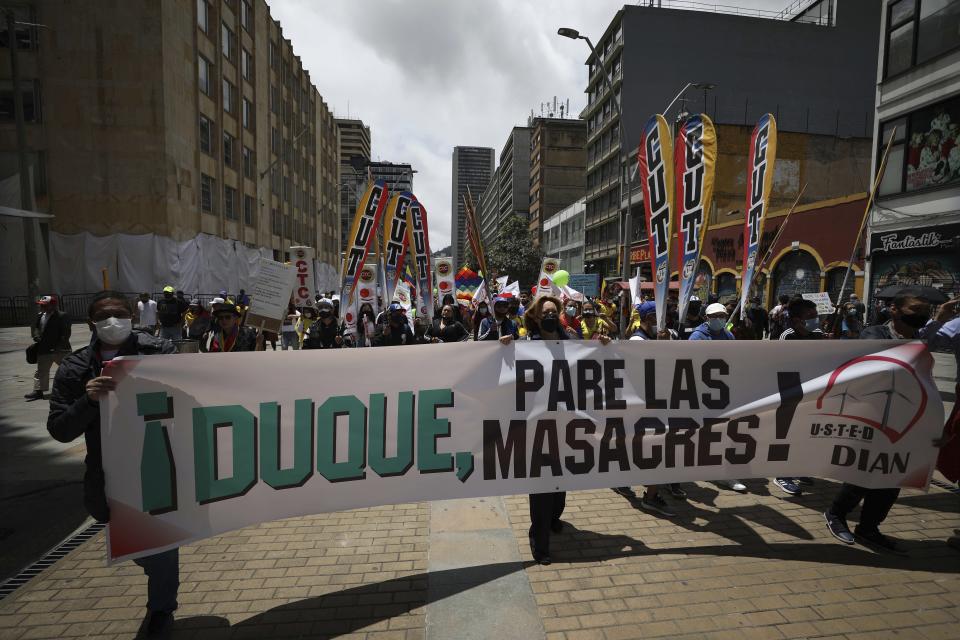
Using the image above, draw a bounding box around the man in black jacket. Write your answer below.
[26,295,72,401]
[47,291,179,636]
[374,303,415,346]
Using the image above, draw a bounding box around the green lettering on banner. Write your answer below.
[316,395,366,482]
[192,406,258,504]
[259,400,314,489]
[137,392,176,514]
[368,392,414,477]
[417,388,454,473]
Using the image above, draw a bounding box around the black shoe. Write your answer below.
[666,483,687,499]
[528,532,551,565]
[824,511,855,544]
[550,519,564,534]
[145,610,174,637]
[612,486,636,499]
[640,493,676,517]
[854,527,905,555]
[24,391,44,401]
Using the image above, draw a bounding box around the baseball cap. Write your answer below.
[705,303,728,316]
[388,302,404,312]
[163,285,175,293]
[637,301,657,317]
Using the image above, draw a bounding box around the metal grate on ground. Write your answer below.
[0,521,105,601]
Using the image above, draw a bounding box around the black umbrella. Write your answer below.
[874,284,948,304]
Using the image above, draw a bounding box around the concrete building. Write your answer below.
[864,0,960,310]
[542,198,586,274]
[335,118,371,253]
[369,160,414,196]
[495,127,531,236]
[478,167,501,249]
[528,117,587,248]
[0,0,342,293]
[580,0,882,278]
[450,146,494,268]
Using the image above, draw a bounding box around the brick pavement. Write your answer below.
[0,477,957,639]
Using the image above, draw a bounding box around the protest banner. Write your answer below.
[674,114,717,326]
[289,247,316,308]
[638,114,676,333]
[802,292,835,315]
[535,258,561,299]
[357,264,378,313]
[340,180,389,324]
[739,114,778,319]
[568,273,600,297]
[407,199,433,322]
[103,340,942,562]
[244,259,296,334]
[435,257,455,303]
[382,192,413,303]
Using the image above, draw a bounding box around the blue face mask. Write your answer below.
[707,317,726,332]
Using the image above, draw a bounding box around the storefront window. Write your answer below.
[884,0,960,77]
[878,95,960,195]
[869,223,960,301]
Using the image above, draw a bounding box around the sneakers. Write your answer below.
[640,493,676,517]
[854,526,905,554]
[666,483,687,499]
[774,477,802,496]
[824,511,855,544]
[23,391,44,401]
[722,479,747,492]
[612,486,637,499]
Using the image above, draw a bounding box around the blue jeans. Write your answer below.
[281,331,299,350]
[133,548,179,613]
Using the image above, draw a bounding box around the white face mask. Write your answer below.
[95,317,133,345]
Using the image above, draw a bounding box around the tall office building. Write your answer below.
[0,0,342,293]
[476,127,532,248]
[581,0,881,278]
[369,161,414,196]
[336,118,371,253]
[450,146,494,267]
[528,117,587,248]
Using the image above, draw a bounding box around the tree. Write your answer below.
[487,214,543,288]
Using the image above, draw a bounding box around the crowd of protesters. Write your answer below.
[20,277,960,635]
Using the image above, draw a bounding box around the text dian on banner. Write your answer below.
[674,114,717,326]
[102,340,942,562]
[739,114,778,319]
[638,114,676,333]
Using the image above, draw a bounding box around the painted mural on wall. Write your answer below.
[906,99,960,191]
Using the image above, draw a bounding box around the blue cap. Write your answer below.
[388,302,404,312]
[637,301,657,317]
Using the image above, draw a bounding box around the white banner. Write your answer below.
[535,258,561,299]
[435,257,455,303]
[357,264,379,314]
[102,340,943,562]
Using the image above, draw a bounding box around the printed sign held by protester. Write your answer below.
[246,259,297,333]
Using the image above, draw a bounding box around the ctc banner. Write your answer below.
[638,114,676,333]
[103,340,943,562]
[739,114,777,319]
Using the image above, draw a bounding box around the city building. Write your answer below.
[580,0,882,279]
[450,145,494,268]
[369,160,414,196]
[542,197,586,274]
[336,118,371,253]
[864,0,960,308]
[528,116,587,247]
[478,166,501,249]
[495,126,531,236]
[0,0,342,297]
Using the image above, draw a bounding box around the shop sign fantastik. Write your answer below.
[876,231,945,253]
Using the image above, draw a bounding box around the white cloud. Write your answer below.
[268,0,789,251]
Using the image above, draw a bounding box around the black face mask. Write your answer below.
[319,310,331,318]
[899,312,929,329]
[540,315,559,333]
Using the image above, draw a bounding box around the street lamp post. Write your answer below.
[558,27,631,335]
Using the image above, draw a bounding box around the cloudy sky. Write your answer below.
[269,0,788,251]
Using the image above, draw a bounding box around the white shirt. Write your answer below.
[137,299,158,327]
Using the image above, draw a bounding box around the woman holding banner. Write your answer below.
[427,305,470,343]
[508,295,611,565]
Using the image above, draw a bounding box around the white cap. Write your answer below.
[705,302,728,316]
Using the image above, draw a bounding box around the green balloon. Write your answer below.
[553,270,570,288]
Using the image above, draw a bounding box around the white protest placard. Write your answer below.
[102,340,942,562]
[289,246,316,307]
[245,259,296,333]
[802,292,834,315]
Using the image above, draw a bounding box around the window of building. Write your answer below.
[0,81,40,122]
[222,22,236,62]
[269,41,279,72]
[241,0,254,33]
[271,127,280,154]
[224,185,238,219]
[223,131,235,167]
[241,48,253,81]
[243,194,254,225]
[197,0,210,33]
[271,207,281,235]
[0,6,35,49]
[271,85,280,114]
[283,176,291,202]
[242,97,253,130]
[878,95,960,196]
[198,55,213,96]
[199,115,213,155]
[242,146,254,178]
[223,79,236,113]
[884,0,960,77]
[201,174,216,213]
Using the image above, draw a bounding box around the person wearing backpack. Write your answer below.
[156,286,183,341]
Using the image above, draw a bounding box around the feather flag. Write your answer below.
[455,266,483,306]
[381,191,414,303]
[339,179,389,331]
[675,114,717,325]
[638,114,675,333]
[739,114,778,319]
[463,188,490,298]
[406,198,434,321]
